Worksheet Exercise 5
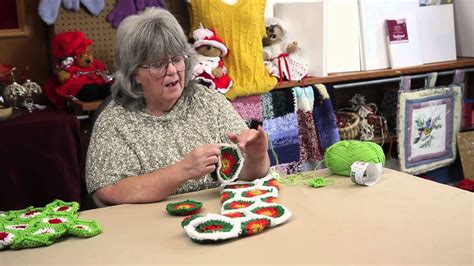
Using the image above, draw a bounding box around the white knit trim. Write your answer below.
[184,213,241,241]
[193,27,214,41]
[194,40,228,56]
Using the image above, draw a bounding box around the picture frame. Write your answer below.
[0,0,27,38]
[397,85,462,174]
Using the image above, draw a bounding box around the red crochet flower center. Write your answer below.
[255,207,279,217]
[229,201,251,209]
[244,189,267,197]
[223,212,245,218]
[199,224,223,233]
[245,219,270,234]
[48,218,63,224]
[0,232,10,241]
[25,210,39,216]
[57,206,70,211]
[220,152,237,176]
[14,225,27,229]
[263,197,278,203]
[221,192,231,202]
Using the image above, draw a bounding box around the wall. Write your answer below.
[0,0,51,85]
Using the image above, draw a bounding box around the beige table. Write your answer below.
[2,169,473,265]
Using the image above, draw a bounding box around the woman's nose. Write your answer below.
[165,60,178,75]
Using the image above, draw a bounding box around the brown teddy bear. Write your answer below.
[43,31,112,109]
[192,27,232,94]
[263,17,308,82]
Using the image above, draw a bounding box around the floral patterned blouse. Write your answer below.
[85,83,247,195]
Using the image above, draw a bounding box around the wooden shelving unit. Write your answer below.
[274,57,474,89]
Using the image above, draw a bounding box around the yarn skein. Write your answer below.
[324,140,385,176]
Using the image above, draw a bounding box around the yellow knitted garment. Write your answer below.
[190,0,277,100]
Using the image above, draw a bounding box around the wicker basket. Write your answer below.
[336,111,360,140]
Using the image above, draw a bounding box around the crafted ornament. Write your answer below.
[192,26,233,94]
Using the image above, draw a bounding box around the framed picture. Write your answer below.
[0,0,27,38]
[398,85,462,174]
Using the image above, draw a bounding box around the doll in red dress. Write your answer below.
[192,27,233,94]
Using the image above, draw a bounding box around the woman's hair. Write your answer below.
[112,7,196,110]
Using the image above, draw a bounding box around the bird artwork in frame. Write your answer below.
[397,85,462,174]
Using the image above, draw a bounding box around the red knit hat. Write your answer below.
[193,27,228,56]
[51,31,93,59]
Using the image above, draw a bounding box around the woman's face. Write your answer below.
[135,56,186,114]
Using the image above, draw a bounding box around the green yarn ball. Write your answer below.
[324,140,385,176]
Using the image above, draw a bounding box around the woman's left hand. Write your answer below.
[226,125,268,159]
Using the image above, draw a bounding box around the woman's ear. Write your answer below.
[135,74,141,84]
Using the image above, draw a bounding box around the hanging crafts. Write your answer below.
[398,85,462,174]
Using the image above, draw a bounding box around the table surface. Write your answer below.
[1,169,473,265]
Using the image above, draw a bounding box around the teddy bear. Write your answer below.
[192,26,232,94]
[43,31,112,109]
[262,17,309,82]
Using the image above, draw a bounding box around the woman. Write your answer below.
[85,7,270,207]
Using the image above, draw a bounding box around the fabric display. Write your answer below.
[0,200,101,250]
[229,96,263,123]
[293,86,323,162]
[230,85,338,173]
[397,85,462,174]
[312,84,340,151]
[180,171,292,243]
[189,0,277,100]
[38,0,105,25]
[264,113,301,166]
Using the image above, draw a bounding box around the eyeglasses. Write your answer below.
[139,54,190,78]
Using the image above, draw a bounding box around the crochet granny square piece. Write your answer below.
[166,200,203,216]
[213,144,244,184]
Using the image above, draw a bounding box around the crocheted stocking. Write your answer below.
[107,0,137,28]
[62,0,80,10]
[38,0,62,25]
[81,0,105,15]
[135,0,165,11]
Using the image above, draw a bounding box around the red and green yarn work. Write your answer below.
[212,144,244,184]
[0,199,101,250]
[176,171,292,243]
[166,200,203,216]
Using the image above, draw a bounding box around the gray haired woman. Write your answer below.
[86,7,270,207]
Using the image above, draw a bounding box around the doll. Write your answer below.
[43,31,112,109]
[192,27,233,94]
[262,17,309,82]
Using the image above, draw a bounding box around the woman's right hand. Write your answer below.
[177,144,221,181]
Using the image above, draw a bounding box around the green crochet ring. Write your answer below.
[166,200,203,216]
